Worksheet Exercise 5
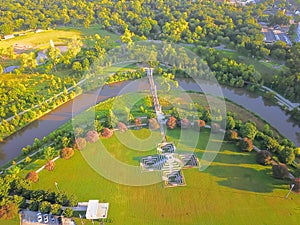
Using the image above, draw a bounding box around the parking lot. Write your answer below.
[21,210,61,225]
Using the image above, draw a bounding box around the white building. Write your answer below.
[85,200,109,220]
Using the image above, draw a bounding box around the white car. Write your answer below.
[43,214,49,223]
[37,213,43,223]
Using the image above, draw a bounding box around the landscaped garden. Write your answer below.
[27,128,300,225]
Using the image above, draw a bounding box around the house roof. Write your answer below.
[85,200,109,220]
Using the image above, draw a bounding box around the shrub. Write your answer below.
[239,137,253,152]
[45,160,55,171]
[101,128,114,138]
[26,171,39,183]
[74,137,86,150]
[148,118,160,130]
[278,147,295,165]
[272,164,289,179]
[86,130,99,143]
[256,150,272,165]
[167,116,177,129]
[117,122,127,132]
[180,118,191,129]
[61,148,74,160]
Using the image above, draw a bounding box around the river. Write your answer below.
[0,78,299,167]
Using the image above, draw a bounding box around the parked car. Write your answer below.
[37,213,43,223]
[43,214,49,223]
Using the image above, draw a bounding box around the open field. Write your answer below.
[22,128,300,225]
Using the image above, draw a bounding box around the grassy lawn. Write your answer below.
[0,29,81,49]
[21,128,300,225]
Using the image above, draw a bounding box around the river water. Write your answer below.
[0,78,299,166]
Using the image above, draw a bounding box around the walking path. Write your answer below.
[145,68,166,142]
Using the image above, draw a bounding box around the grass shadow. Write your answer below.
[204,165,284,193]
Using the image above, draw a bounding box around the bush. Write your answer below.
[272,164,289,179]
[239,137,253,152]
[0,202,18,220]
[74,137,86,150]
[86,130,99,143]
[256,150,272,165]
[61,148,74,160]
[117,122,127,132]
[167,116,177,129]
[180,118,191,129]
[101,128,113,138]
[26,171,39,183]
[148,118,160,130]
[196,119,206,129]
[45,160,55,171]
[278,147,295,165]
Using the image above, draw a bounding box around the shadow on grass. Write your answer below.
[212,150,257,165]
[204,165,286,193]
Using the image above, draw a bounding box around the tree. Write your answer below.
[101,128,113,138]
[43,147,56,161]
[0,201,18,220]
[272,164,289,179]
[86,130,99,143]
[135,118,142,129]
[39,201,51,214]
[120,28,135,46]
[180,118,191,129]
[106,109,118,128]
[26,171,39,183]
[72,61,83,74]
[226,116,235,130]
[51,204,62,215]
[61,148,74,160]
[196,120,206,129]
[62,208,73,218]
[45,160,55,171]
[74,137,86,150]
[278,147,295,165]
[28,201,39,211]
[117,122,128,132]
[256,150,272,165]
[148,118,160,130]
[239,137,254,152]
[0,65,3,74]
[240,122,258,140]
[225,130,238,141]
[211,123,221,133]
[167,116,177,129]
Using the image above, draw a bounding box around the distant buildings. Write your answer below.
[3,34,14,40]
[261,26,292,46]
[296,22,300,43]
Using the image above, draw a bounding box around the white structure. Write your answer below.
[85,200,109,220]
[3,34,14,40]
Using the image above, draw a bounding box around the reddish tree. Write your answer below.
[26,171,39,183]
[239,137,254,152]
[196,120,206,128]
[211,123,221,133]
[101,128,114,138]
[74,137,86,150]
[225,130,238,141]
[272,164,289,179]
[180,118,191,129]
[256,150,272,165]
[61,147,74,160]
[86,130,99,143]
[0,202,18,220]
[45,160,55,171]
[148,118,160,130]
[167,116,177,129]
[118,122,128,132]
[135,118,142,129]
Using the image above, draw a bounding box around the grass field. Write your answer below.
[13,128,298,225]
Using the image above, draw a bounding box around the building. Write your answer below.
[85,200,109,220]
[3,34,15,40]
[261,26,292,46]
